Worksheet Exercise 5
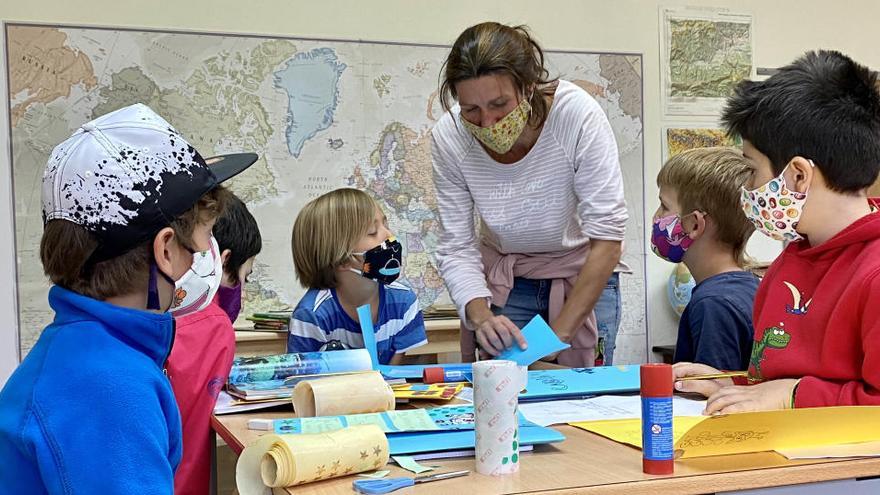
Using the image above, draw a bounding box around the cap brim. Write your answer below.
[204,153,258,183]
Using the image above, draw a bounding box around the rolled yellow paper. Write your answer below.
[236,425,389,494]
[293,371,395,417]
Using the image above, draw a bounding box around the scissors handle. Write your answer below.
[352,477,415,494]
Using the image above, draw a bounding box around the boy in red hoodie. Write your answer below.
[168,191,262,495]
[674,50,880,413]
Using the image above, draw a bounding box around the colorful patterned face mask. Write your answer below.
[460,96,531,155]
[741,162,812,242]
[651,213,695,263]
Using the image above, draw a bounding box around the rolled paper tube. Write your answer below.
[473,359,521,476]
[236,425,390,494]
[293,370,395,417]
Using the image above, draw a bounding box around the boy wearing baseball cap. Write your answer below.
[0,103,256,493]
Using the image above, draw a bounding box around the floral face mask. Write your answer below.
[460,96,531,155]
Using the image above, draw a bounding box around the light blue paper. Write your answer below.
[496,315,569,366]
[356,304,382,370]
[519,365,640,401]
[387,425,565,455]
[272,405,534,434]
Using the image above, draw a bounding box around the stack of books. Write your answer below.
[246,311,290,332]
[421,304,458,320]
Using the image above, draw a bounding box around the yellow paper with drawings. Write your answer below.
[571,406,880,459]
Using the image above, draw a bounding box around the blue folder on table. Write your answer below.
[388,424,565,455]
[519,366,640,402]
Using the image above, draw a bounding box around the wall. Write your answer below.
[2,0,879,383]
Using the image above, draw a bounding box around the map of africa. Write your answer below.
[7,24,646,361]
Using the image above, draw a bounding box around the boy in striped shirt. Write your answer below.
[288,188,427,364]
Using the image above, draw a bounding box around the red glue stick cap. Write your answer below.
[640,363,673,397]
[423,367,445,384]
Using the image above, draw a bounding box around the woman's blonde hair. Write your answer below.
[292,188,378,289]
[440,22,557,128]
[657,147,755,265]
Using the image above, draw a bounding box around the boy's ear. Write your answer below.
[686,211,708,240]
[786,156,815,194]
[153,227,177,277]
[220,249,232,269]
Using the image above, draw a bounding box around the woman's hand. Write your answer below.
[467,299,527,356]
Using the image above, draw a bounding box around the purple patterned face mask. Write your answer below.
[650,213,695,263]
[216,282,243,322]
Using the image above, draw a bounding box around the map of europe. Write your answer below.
[7,25,646,360]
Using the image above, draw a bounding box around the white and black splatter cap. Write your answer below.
[41,103,257,261]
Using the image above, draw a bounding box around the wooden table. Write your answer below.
[212,411,880,494]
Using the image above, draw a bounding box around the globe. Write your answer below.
[667,263,696,316]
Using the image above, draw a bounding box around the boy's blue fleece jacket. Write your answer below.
[0,286,182,494]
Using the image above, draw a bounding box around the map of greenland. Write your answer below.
[273,47,347,157]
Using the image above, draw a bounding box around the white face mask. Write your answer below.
[169,236,223,316]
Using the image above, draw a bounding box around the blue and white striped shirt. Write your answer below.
[287,283,427,364]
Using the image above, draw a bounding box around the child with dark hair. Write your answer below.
[675,50,880,413]
[214,193,263,323]
[168,191,262,495]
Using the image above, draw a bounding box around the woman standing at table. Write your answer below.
[431,22,628,366]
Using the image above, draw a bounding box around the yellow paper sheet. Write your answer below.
[571,416,706,449]
[292,371,394,417]
[236,424,389,495]
[571,406,880,459]
[777,440,880,459]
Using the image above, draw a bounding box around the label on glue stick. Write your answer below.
[641,397,673,460]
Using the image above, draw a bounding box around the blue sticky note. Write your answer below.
[496,315,569,366]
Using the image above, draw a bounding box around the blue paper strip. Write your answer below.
[356,304,382,370]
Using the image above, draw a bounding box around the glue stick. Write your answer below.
[422,364,472,383]
[640,363,674,475]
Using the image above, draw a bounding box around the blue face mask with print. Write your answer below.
[350,237,403,285]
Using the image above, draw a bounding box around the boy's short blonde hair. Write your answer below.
[292,188,378,289]
[657,147,754,264]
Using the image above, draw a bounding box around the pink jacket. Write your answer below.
[167,299,235,495]
[460,243,598,367]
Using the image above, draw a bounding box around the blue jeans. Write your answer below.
[491,273,621,365]
[594,273,621,365]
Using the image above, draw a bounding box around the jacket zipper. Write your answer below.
[162,319,177,378]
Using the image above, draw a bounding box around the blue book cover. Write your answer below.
[387,425,565,455]
[271,404,533,435]
[520,366,640,401]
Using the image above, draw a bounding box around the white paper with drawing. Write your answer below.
[519,395,706,427]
